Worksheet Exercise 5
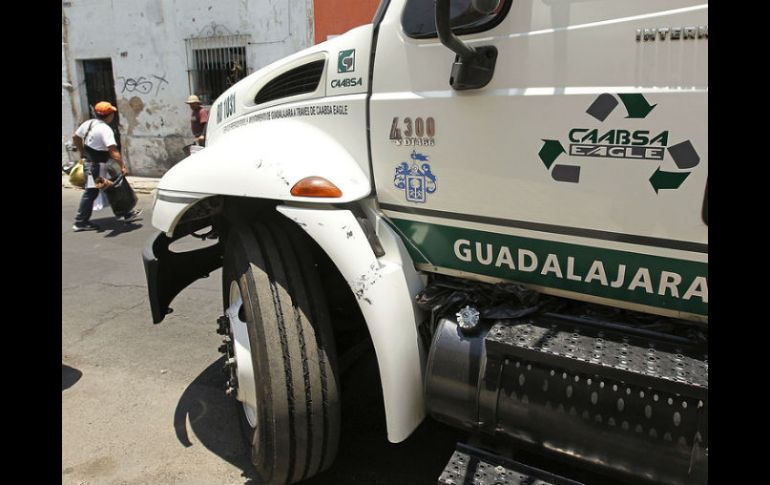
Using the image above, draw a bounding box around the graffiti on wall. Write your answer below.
[117,74,169,96]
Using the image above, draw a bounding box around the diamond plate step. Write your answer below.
[485,318,707,400]
[475,316,708,485]
[438,443,583,485]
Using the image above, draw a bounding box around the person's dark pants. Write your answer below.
[73,161,103,226]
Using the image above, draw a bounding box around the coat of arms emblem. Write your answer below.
[393,150,437,203]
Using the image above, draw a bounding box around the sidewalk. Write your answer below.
[61,173,160,194]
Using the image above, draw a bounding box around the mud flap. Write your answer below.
[143,230,223,324]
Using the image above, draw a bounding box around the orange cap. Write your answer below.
[94,101,117,115]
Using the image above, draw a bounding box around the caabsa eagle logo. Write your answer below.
[338,49,355,73]
[538,93,701,192]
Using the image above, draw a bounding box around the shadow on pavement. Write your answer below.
[175,352,463,485]
[173,356,258,483]
[62,364,82,391]
[90,216,144,237]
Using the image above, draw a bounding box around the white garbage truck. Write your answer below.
[143,1,707,484]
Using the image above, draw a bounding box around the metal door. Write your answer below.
[369,0,708,321]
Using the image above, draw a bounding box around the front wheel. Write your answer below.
[222,215,341,484]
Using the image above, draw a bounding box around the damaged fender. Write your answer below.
[146,119,371,325]
[277,205,427,444]
[152,120,370,234]
[143,228,223,324]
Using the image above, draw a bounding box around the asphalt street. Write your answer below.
[61,188,462,485]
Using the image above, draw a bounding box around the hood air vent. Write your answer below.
[254,59,326,105]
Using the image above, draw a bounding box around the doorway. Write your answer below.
[81,58,122,151]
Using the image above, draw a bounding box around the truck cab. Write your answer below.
[144,1,707,484]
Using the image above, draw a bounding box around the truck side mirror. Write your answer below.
[472,0,502,15]
[435,0,498,90]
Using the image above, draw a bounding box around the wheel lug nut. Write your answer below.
[216,316,230,334]
[225,386,237,397]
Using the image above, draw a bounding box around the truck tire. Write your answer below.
[222,215,341,485]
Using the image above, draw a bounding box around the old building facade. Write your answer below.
[62,0,378,176]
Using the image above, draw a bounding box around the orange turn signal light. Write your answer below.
[290,176,343,198]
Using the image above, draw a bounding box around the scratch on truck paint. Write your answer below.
[351,263,382,304]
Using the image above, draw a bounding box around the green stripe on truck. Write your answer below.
[391,219,707,316]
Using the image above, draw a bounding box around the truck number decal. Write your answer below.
[390,116,436,146]
[216,92,236,124]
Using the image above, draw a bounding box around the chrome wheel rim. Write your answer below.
[227,281,258,428]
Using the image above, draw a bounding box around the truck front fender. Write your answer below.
[157,118,371,212]
[277,205,427,444]
[152,118,370,234]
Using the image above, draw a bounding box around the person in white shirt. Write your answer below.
[71,101,141,231]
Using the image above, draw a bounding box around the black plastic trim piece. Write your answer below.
[702,178,708,226]
[372,0,391,26]
[143,227,223,324]
[254,60,326,105]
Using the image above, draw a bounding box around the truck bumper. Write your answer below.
[142,230,223,324]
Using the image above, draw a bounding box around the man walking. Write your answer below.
[71,101,141,232]
[185,95,209,146]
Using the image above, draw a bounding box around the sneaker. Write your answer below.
[72,222,99,232]
[121,208,143,223]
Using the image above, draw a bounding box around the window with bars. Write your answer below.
[185,34,250,105]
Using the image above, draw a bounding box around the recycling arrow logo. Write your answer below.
[538,93,700,192]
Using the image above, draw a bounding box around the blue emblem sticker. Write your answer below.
[394,150,437,203]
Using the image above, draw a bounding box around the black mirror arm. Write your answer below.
[435,0,498,91]
[436,0,477,60]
